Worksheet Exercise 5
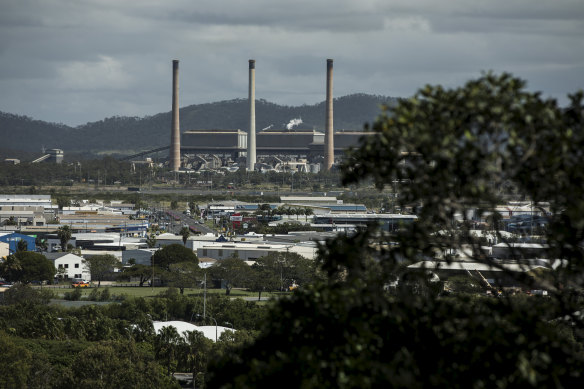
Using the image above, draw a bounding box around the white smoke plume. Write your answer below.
[286,118,303,130]
[261,124,273,131]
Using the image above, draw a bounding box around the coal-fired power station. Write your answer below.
[168,58,371,172]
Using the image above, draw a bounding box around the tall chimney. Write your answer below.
[324,59,334,170]
[247,59,256,171]
[170,59,180,171]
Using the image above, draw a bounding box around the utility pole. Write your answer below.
[203,272,207,319]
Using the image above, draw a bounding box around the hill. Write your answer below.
[0,94,397,158]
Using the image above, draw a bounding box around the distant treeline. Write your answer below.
[0,94,397,156]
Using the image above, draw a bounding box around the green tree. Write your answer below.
[2,216,18,226]
[304,207,314,222]
[206,74,584,387]
[179,330,213,387]
[16,239,28,252]
[72,340,179,388]
[0,331,33,388]
[155,326,183,376]
[120,264,153,287]
[56,195,70,210]
[84,254,118,287]
[249,260,280,300]
[57,225,72,252]
[151,243,198,271]
[167,261,200,295]
[146,233,157,248]
[179,226,190,246]
[0,251,55,284]
[210,256,251,296]
[170,200,179,210]
[2,283,54,305]
[35,237,48,253]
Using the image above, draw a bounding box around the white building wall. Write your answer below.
[54,253,91,281]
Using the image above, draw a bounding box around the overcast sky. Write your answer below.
[1,0,583,126]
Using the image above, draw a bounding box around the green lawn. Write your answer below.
[50,285,285,300]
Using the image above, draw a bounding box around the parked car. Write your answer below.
[71,281,90,288]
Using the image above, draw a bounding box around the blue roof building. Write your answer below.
[0,232,36,253]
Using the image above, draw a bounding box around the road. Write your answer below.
[165,210,215,235]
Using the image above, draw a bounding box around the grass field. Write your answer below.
[49,285,284,300]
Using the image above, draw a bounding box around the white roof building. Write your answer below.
[153,321,235,342]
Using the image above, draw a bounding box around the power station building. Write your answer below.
[180,129,373,163]
[167,58,375,171]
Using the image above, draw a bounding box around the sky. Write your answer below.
[1,0,583,126]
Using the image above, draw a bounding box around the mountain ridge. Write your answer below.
[0,93,397,156]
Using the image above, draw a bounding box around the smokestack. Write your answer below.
[324,59,334,170]
[247,59,256,171]
[170,59,180,171]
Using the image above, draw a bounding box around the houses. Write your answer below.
[45,252,91,282]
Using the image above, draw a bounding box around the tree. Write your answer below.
[0,251,55,284]
[179,226,190,246]
[146,233,157,248]
[206,74,584,387]
[249,260,280,300]
[16,239,28,252]
[155,326,183,376]
[84,254,118,287]
[304,207,314,222]
[2,216,18,226]
[57,225,72,252]
[170,200,179,210]
[121,264,153,287]
[56,196,70,210]
[167,261,200,294]
[209,255,252,296]
[179,330,213,388]
[151,244,198,271]
[0,331,33,388]
[72,340,179,388]
[36,237,48,253]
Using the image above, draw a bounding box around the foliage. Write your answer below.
[0,251,55,284]
[16,239,27,252]
[146,233,157,248]
[120,264,153,287]
[209,256,252,295]
[249,252,316,299]
[88,287,112,302]
[180,226,190,245]
[84,254,119,287]
[167,261,201,295]
[72,340,180,388]
[207,74,584,387]
[64,287,83,301]
[0,330,32,388]
[57,225,72,252]
[152,243,198,271]
[1,283,54,306]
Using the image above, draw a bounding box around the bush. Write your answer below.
[1,284,54,305]
[64,288,82,301]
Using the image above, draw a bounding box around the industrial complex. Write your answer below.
[163,59,374,173]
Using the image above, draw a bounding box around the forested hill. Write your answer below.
[0,94,397,157]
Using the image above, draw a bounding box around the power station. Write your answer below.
[168,59,372,173]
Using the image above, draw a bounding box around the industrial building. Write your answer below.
[162,58,375,172]
[180,129,373,168]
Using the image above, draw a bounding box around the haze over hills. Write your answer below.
[0,94,397,158]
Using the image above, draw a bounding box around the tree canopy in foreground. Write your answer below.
[207,73,584,388]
